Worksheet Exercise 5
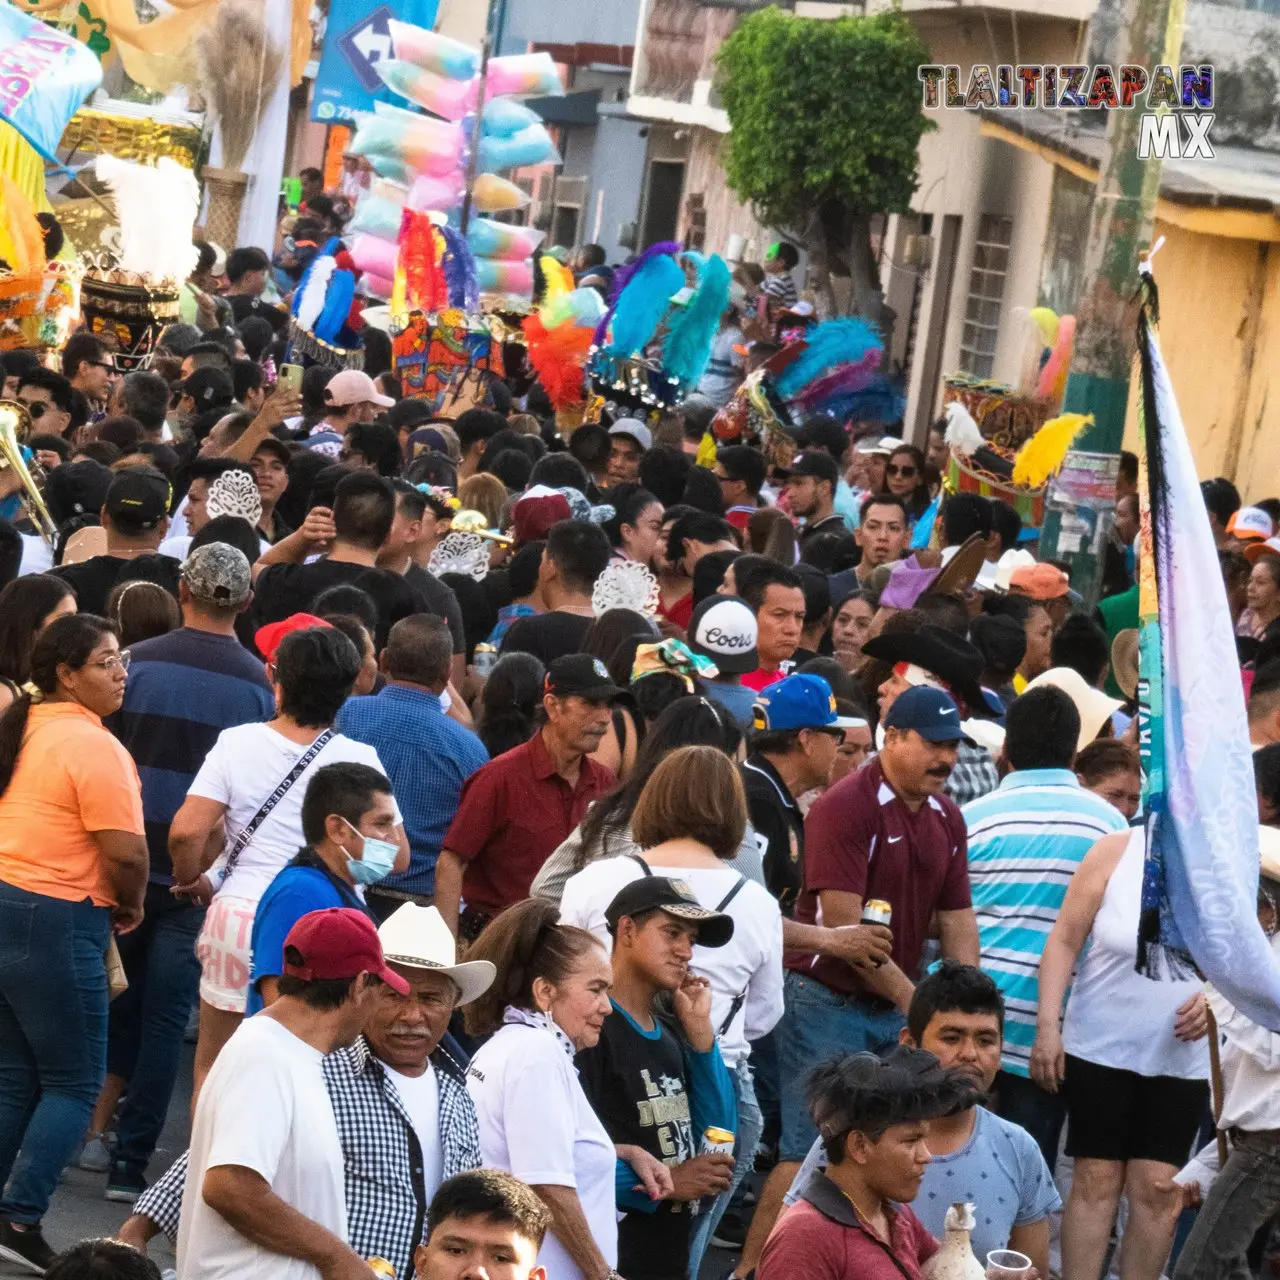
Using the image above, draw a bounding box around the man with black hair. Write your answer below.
[253,472,430,647]
[658,510,738,632]
[528,451,591,497]
[180,340,235,379]
[339,421,401,477]
[567,422,611,492]
[177,908,408,1280]
[940,492,994,550]
[854,493,909,585]
[454,408,506,481]
[224,246,286,333]
[61,331,114,412]
[15,366,74,438]
[715,445,766,533]
[1203,477,1242,551]
[1,348,39,398]
[486,538,544,648]
[54,467,180,613]
[989,499,1024,556]
[784,452,845,547]
[338,619,489,914]
[772,965,1061,1280]
[299,166,324,206]
[737,559,806,691]
[1118,449,1139,501]
[963,685,1127,1170]
[1050,614,1111,689]
[415,1170,551,1280]
[500,520,611,664]
[639,446,693,508]
[109,371,171,441]
[232,358,265,413]
[43,1238,161,1280]
[790,564,831,664]
[1249,661,1280,749]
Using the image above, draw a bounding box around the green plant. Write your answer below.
[717,5,932,314]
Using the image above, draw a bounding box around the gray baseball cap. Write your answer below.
[182,543,252,607]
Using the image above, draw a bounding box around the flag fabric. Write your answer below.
[0,4,102,161]
[1134,263,1280,1030]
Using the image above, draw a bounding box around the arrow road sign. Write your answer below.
[336,3,394,93]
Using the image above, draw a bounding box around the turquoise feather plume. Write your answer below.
[663,253,731,388]
[605,251,684,358]
[773,317,882,400]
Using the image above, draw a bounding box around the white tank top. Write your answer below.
[1062,827,1209,1081]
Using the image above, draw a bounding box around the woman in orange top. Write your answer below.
[0,612,146,1272]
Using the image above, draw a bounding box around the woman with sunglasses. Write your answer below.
[0,615,146,1271]
[884,444,932,522]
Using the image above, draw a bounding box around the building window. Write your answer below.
[957,214,1013,379]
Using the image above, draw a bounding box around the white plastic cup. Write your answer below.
[986,1250,1032,1280]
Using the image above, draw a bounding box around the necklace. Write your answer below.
[836,1183,888,1240]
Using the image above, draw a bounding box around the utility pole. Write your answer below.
[1063,0,1188,450]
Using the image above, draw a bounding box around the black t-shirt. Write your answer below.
[741,753,804,914]
[577,1003,697,1280]
[499,610,592,665]
[227,292,288,333]
[252,559,428,650]
[54,553,182,616]
[799,513,848,546]
[403,562,466,656]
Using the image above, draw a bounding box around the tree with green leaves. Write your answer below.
[717,5,932,317]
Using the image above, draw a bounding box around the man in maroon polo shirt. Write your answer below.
[435,654,619,939]
[739,686,980,1279]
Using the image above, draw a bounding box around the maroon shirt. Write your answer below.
[786,756,970,996]
[443,729,614,915]
[760,1172,939,1280]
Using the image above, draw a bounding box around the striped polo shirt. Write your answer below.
[962,769,1128,1076]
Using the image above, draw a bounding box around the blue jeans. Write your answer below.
[777,970,904,1161]
[687,1056,763,1279]
[0,880,110,1223]
[107,883,204,1174]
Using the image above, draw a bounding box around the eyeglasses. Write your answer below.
[886,463,918,478]
[89,650,131,673]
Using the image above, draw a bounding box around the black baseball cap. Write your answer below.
[179,367,235,411]
[544,653,625,702]
[43,458,114,526]
[605,876,735,948]
[777,450,838,485]
[104,466,170,534]
[252,435,292,465]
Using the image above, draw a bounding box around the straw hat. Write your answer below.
[1025,666,1123,752]
[1111,629,1139,701]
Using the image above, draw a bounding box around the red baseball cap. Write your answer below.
[255,612,332,662]
[513,486,572,546]
[282,908,410,994]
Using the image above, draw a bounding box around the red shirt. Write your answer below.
[741,666,785,693]
[787,756,970,996]
[760,1173,938,1280]
[658,590,694,634]
[443,730,614,915]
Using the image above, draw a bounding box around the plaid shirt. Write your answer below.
[139,1036,479,1279]
[945,740,1000,808]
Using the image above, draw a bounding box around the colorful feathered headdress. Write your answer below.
[522,252,605,411]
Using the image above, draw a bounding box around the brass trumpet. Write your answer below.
[0,399,57,547]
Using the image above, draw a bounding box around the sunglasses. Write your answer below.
[886,463,917,478]
[22,400,53,420]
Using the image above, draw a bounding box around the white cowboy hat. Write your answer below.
[1025,666,1123,753]
[377,904,495,1005]
[993,548,1037,593]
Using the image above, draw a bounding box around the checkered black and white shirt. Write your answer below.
[945,740,1000,808]
[138,1036,479,1279]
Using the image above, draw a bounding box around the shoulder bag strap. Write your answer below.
[715,874,750,1037]
[222,728,335,881]
[627,853,653,875]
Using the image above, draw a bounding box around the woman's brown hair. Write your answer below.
[464,898,604,1037]
[1075,738,1140,785]
[630,744,747,859]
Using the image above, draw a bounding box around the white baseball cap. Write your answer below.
[1228,506,1273,542]
[325,369,395,409]
[689,595,758,675]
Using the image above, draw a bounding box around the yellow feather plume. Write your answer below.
[538,256,574,312]
[0,175,43,277]
[1011,412,1093,488]
[695,431,717,469]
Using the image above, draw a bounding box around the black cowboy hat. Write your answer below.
[862,624,1003,718]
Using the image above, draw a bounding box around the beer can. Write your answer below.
[701,1125,736,1156]
[366,1259,396,1278]
[472,643,498,678]
[861,899,892,927]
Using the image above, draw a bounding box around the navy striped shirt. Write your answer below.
[110,628,275,883]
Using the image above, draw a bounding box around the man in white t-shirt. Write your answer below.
[178,907,409,1280]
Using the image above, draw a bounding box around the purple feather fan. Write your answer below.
[795,349,882,415]
[592,240,684,348]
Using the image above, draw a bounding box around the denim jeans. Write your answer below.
[1173,1132,1280,1280]
[995,1068,1067,1176]
[777,969,904,1160]
[107,883,204,1174]
[687,1056,763,1279]
[0,879,110,1223]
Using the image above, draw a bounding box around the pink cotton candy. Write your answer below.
[406,174,464,214]
[349,234,399,281]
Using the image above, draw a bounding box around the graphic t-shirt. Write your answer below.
[577,1003,697,1280]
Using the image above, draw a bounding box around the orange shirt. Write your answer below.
[0,701,144,907]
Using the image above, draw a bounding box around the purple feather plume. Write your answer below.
[438,225,478,312]
[592,240,684,348]
[795,350,882,415]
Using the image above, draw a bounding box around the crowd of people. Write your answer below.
[1,206,1278,1280]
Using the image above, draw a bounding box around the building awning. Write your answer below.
[981,111,1280,243]
[527,90,603,128]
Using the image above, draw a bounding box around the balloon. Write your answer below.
[346,194,405,242]
[480,98,542,137]
[482,51,564,98]
[471,173,530,213]
[477,123,560,172]
[376,60,476,122]
[474,257,534,295]
[388,18,480,81]
[349,234,399,281]
[406,174,464,214]
[466,218,544,261]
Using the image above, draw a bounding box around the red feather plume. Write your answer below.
[523,313,593,409]
[400,210,447,313]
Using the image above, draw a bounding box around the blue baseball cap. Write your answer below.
[752,674,867,734]
[882,685,971,744]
